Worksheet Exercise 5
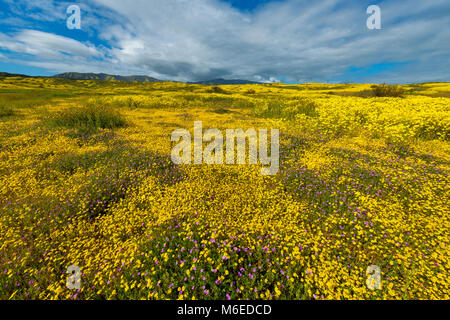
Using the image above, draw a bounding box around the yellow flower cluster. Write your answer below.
[0,78,448,300]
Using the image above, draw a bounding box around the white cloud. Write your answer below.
[0,30,102,59]
[3,0,67,22]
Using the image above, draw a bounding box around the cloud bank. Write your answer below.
[0,0,449,83]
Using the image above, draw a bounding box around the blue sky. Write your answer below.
[221,0,281,12]
[0,0,449,83]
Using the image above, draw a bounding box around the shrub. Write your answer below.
[254,97,318,119]
[0,105,14,118]
[207,86,229,94]
[211,107,232,114]
[287,97,319,118]
[124,97,143,109]
[47,102,127,130]
[263,101,284,118]
[371,84,406,97]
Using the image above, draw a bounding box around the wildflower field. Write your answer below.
[0,77,449,300]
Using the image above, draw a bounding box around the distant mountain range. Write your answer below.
[53,72,160,82]
[0,72,34,78]
[0,71,261,85]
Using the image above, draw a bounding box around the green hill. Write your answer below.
[53,72,161,83]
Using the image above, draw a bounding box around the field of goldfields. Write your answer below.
[0,77,448,300]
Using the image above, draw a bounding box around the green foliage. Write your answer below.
[111,97,144,109]
[0,105,14,118]
[206,86,230,94]
[286,97,319,118]
[254,97,318,119]
[46,101,127,130]
[211,107,232,114]
[371,84,406,97]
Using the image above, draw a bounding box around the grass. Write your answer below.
[0,105,14,118]
[0,77,449,300]
[211,107,233,114]
[254,97,318,119]
[45,101,128,130]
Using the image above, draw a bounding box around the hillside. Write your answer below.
[0,72,34,78]
[53,72,161,83]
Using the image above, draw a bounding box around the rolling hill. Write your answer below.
[53,72,161,82]
[1,71,262,85]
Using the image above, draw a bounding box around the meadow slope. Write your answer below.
[0,77,449,300]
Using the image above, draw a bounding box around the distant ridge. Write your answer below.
[0,72,35,78]
[53,72,161,83]
[190,78,261,85]
[1,71,261,85]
